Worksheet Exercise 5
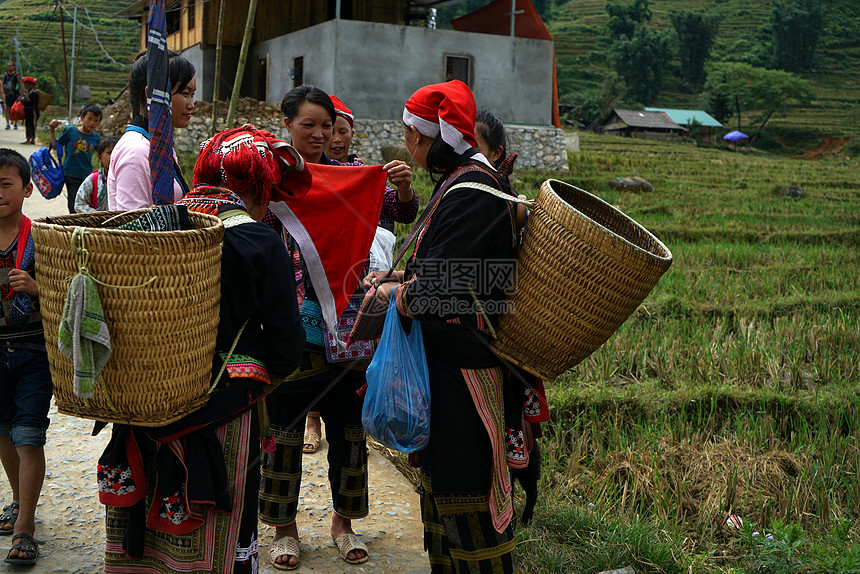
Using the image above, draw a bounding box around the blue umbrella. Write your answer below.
[723,130,748,142]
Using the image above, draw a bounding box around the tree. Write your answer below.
[610,25,673,104]
[704,62,815,140]
[605,0,651,40]
[671,10,719,88]
[771,0,822,72]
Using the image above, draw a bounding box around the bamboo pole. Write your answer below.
[67,5,77,122]
[58,1,70,108]
[210,0,227,136]
[225,0,258,128]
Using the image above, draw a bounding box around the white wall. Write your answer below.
[249,19,554,126]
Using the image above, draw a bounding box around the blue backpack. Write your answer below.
[29,145,64,200]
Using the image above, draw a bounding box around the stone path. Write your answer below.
[0,124,430,573]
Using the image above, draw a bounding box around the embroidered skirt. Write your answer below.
[420,360,518,573]
[103,409,260,574]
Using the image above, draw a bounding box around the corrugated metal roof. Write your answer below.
[609,109,686,131]
[645,107,723,128]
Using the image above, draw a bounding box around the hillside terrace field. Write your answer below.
[501,133,859,572]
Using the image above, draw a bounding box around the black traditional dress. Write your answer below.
[99,204,304,574]
[398,160,522,573]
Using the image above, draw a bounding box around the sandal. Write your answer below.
[0,503,18,535]
[269,535,300,571]
[302,432,320,453]
[4,532,42,565]
[335,532,368,565]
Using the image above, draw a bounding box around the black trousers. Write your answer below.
[260,361,368,525]
[65,175,84,214]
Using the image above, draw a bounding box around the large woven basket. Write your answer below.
[492,179,672,380]
[32,209,224,426]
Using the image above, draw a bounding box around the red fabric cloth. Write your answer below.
[271,162,386,320]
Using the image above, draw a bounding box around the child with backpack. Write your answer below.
[0,148,52,566]
[48,103,102,213]
[74,136,118,213]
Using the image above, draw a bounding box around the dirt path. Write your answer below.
[0,125,430,573]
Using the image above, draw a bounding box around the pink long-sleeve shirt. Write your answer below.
[107,129,185,210]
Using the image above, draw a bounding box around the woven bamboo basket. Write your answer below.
[492,179,672,380]
[31,209,224,426]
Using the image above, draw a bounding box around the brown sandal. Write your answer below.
[5,532,42,565]
[302,432,320,453]
[0,503,18,535]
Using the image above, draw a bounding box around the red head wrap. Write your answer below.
[22,76,36,85]
[192,124,311,206]
[330,95,354,128]
[402,80,477,154]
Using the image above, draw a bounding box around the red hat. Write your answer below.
[329,95,354,127]
[403,80,477,154]
[22,76,36,85]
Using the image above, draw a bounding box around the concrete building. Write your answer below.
[118,0,568,168]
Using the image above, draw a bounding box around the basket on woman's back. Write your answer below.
[492,179,673,380]
[31,209,224,426]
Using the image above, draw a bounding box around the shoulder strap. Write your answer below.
[89,171,100,208]
[125,125,189,197]
[15,216,31,270]
[381,162,505,279]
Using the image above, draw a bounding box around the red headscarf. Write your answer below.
[330,95,354,128]
[189,124,311,211]
[403,80,478,154]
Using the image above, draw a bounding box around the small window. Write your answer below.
[187,1,196,30]
[293,57,304,88]
[166,8,181,36]
[446,56,470,85]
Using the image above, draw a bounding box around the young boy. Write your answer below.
[0,148,51,565]
[49,103,102,213]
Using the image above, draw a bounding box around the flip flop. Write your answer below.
[302,432,320,453]
[269,535,300,571]
[335,532,368,565]
[4,532,42,565]
[0,503,19,535]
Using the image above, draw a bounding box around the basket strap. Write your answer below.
[208,318,249,394]
[380,164,520,280]
[443,182,534,206]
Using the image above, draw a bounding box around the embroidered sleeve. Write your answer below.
[74,175,96,213]
[381,181,418,223]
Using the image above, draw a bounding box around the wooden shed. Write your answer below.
[645,107,723,145]
[601,108,687,141]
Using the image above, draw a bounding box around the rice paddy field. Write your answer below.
[496,134,860,573]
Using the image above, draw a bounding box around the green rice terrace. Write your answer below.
[396,131,860,572]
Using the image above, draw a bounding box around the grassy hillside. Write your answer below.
[0,0,139,107]
[547,0,860,149]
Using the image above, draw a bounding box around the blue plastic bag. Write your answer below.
[362,297,431,453]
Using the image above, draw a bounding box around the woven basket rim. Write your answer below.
[31,209,224,236]
[543,179,673,263]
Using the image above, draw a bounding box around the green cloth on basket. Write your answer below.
[58,273,111,399]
